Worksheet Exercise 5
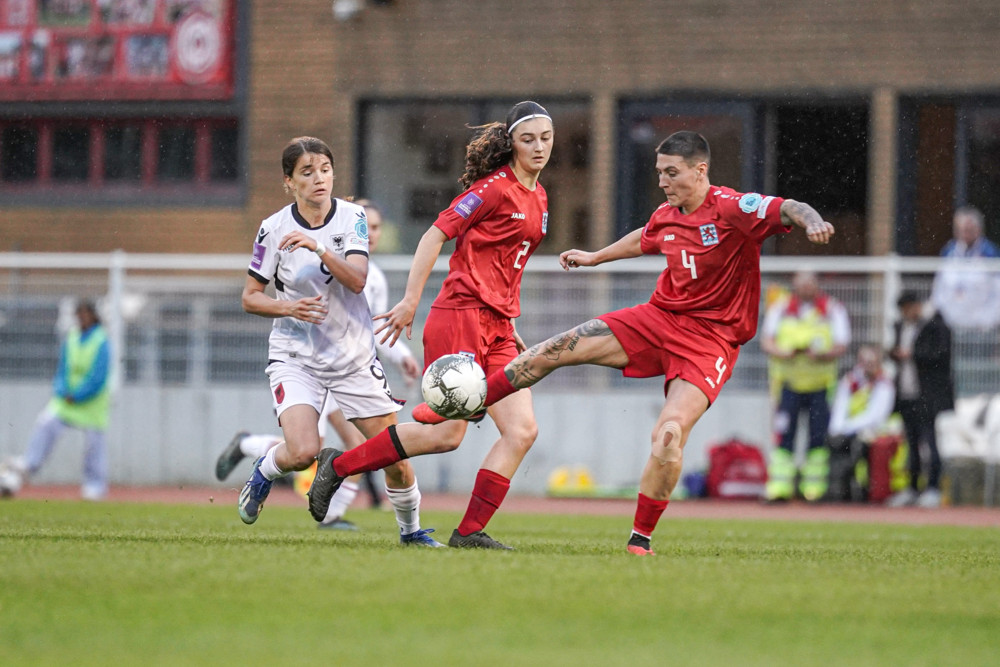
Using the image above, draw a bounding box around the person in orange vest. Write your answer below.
[761,271,850,501]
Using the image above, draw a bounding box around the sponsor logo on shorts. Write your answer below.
[511,212,525,220]
[251,243,266,269]
[699,224,719,246]
[455,192,484,219]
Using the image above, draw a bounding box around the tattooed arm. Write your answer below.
[780,199,835,245]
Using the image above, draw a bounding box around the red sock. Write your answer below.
[457,469,510,535]
[484,369,518,407]
[332,427,406,477]
[632,492,669,537]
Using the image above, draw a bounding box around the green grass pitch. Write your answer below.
[2,500,999,666]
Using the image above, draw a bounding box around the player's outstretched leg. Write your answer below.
[308,448,345,522]
[216,431,248,481]
[238,456,273,524]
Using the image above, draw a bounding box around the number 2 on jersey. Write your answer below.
[513,240,531,269]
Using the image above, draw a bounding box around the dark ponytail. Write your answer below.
[458,123,512,190]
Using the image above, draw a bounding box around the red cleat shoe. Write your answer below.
[411,402,486,425]
[627,532,655,556]
[412,402,447,424]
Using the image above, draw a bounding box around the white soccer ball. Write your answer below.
[421,354,488,420]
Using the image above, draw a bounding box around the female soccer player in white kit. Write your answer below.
[236,137,441,546]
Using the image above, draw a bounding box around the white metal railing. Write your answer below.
[1,252,999,397]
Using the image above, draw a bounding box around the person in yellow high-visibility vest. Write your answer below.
[761,271,850,501]
[826,345,896,501]
[6,301,111,500]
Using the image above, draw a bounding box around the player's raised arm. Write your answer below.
[560,227,644,270]
[780,199,835,245]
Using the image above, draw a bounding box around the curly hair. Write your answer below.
[458,122,512,190]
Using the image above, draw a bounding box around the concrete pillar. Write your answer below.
[868,87,898,256]
[590,91,617,247]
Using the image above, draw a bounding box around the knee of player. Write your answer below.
[650,420,685,464]
[510,418,538,450]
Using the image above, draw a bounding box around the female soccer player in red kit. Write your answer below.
[310,130,835,554]
[309,101,554,549]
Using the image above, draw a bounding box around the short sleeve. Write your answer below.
[248,221,279,284]
[433,182,501,239]
[718,192,788,242]
[639,207,667,256]
[344,208,370,257]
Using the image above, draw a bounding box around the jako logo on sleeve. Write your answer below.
[455,192,484,219]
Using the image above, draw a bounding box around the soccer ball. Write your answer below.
[421,354,488,420]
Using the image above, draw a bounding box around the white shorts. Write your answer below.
[265,358,401,422]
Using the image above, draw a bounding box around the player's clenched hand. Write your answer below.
[560,249,597,270]
[279,230,319,253]
[373,299,416,346]
[805,220,835,245]
[290,295,327,324]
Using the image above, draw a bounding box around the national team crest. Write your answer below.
[274,382,285,404]
[699,224,719,246]
[541,212,548,235]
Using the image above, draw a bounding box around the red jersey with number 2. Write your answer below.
[433,167,548,318]
[640,186,790,345]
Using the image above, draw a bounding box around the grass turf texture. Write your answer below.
[1,501,999,666]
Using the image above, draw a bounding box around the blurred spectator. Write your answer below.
[761,271,850,502]
[886,292,954,508]
[931,206,1000,330]
[2,300,112,500]
[826,345,896,502]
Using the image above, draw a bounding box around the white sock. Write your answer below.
[386,481,421,535]
[323,481,359,523]
[258,446,287,481]
[241,435,282,460]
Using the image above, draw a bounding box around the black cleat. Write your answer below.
[215,431,248,481]
[448,528,513,550]
[307,448,345,522]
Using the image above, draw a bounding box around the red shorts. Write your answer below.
[422,306,518,375]
[598,302,741,404]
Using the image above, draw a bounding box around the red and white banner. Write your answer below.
[0,0,234,101]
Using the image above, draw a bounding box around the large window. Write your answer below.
[358,99,591,254]
[617,98,869,254]
[898,98,1000,255]
[0,117,240,200]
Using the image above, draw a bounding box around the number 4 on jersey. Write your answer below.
[681,249,697,279]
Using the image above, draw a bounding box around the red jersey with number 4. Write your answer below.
[640,186,790,345]
[433,167,548,318]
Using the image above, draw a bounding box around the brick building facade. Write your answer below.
[3,0,1000,256]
